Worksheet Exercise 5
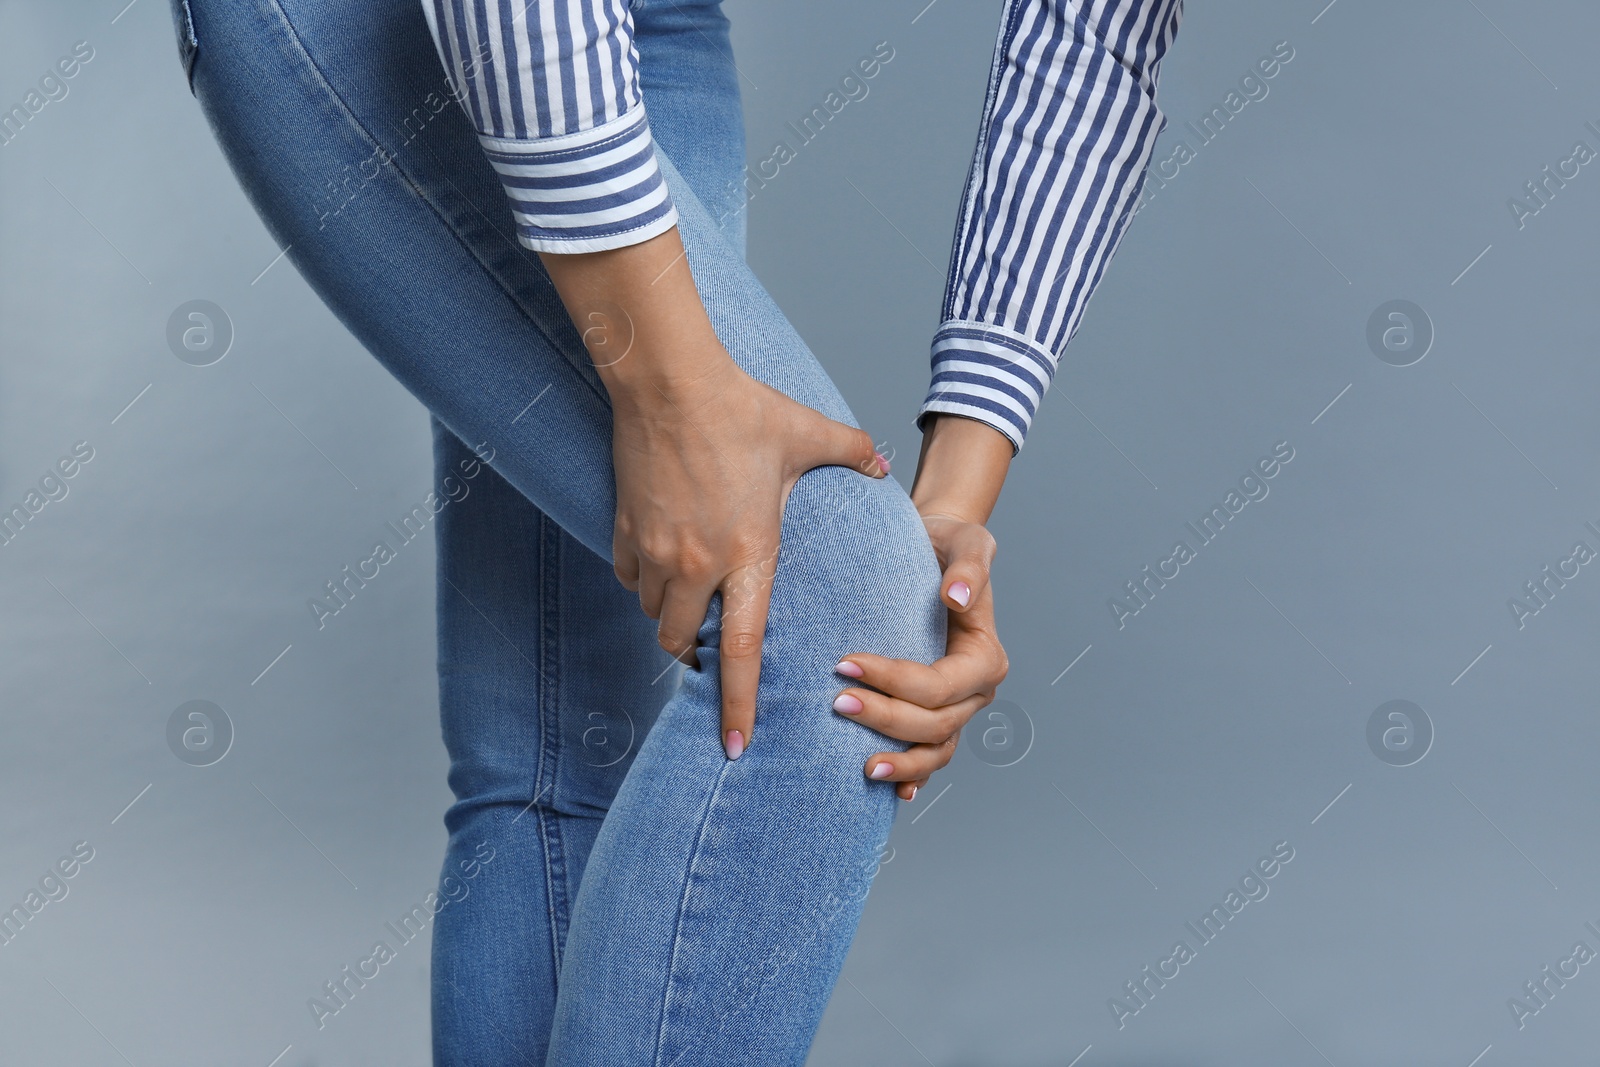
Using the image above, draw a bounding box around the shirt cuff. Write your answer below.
[915,320,1057,455]
[478,108,679,254]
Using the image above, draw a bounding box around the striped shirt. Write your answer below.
[422,0,1182,451]
[420,0,677,254]
[922,0,1183,451]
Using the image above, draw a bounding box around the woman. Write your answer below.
[166,0,1179,1061]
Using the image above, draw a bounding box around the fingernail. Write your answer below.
[907,786,918,802]
[835,660,865,679]
[875,451,891,475]
[869,762,894,779]
[724,730,745,760]
[949,581,971,608]
[833,692,863,714]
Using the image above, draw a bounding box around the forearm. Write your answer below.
[538,228,729,408]
[917,0,1182,453]
[910,414,1012,525]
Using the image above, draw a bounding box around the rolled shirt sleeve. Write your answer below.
[920,0,1183,453]
[422,0,678,254]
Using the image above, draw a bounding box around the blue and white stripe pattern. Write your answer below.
[421,0,677,253]
[421,0,1181,442]
[920,0,1184,452]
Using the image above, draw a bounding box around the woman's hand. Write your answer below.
[834,412,1015,799]
[610,353,886,759]
[539,229,887,761]
[833,513,1008,799]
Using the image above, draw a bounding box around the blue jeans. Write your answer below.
[171,0,945,1063]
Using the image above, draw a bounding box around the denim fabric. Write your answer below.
[172,0,944,1062]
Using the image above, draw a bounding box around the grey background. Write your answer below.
[2,0,1598,1063]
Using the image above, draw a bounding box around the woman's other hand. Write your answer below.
[834,413,1015,798]
[833,513,1008,799]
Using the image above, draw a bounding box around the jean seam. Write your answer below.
[176,0,199,93]
[535,511,571,975]
[256,0,613,415]
[534,807,567,981]
[651,761,734,1067]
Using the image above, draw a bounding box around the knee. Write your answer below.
[770,464,945,659]
[654,466,945,777]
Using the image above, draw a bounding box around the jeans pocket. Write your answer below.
[168,0,199,95]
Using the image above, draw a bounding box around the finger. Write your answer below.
[795,411,887,479]
[833,688,989,744]
[656,578,713,666]
[935,523,996,612]
[833,650,997,709]
[896,778,928,802]
[613,546,641,593]
[636,561,667,621]
[717,562,774,760]
[864,734,959,783]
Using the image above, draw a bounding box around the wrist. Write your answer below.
[595,327,732,411]
[539,226,734,409]
[910,414,1013,525]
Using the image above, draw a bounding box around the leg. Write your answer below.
[176,1,942,1062]
[428,422,677,1065]
[428,4,748,1057]
[547,479,941,1066]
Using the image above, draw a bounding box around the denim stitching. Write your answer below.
[651,761,735,1067]
[175,0,199,93]
[537,512,572,971]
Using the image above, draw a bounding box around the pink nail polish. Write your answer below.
[724,730,744,760]
[834,660,865,679]
[875,451,891,475]
[949,581,971,608]
[833,693,863,714]
[907,786,918,801]
[869,763,893,779]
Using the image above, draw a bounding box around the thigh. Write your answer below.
[185,0,618,554]
[179,0,792,558]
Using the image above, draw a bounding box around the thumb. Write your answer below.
[797,412,888,479]
[931,521,995,612]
